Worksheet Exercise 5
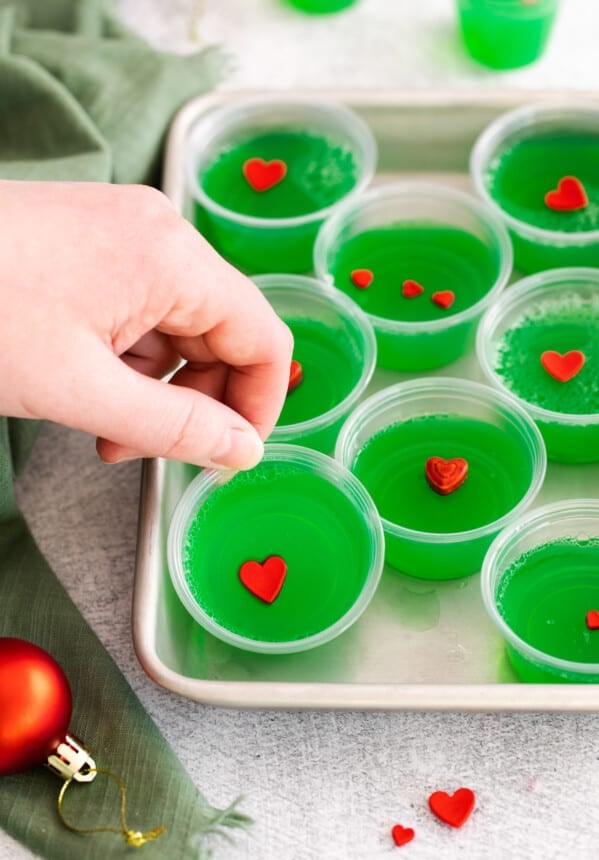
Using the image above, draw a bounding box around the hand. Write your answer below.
[0,180,293,469]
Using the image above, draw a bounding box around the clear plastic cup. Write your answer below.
[456,0,559,70]
[481,500,599,683]
[335,378,546,580]
[185,97,376,274]
[471,103,599,273]
[253,275,376,454]
[313,182,512,371]
[477,268,599,464]
[167,444,385,654]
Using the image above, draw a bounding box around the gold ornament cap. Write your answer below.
[46,734,96,783]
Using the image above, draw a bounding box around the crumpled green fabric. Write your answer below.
[0,2,250,859]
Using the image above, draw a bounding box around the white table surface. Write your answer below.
[4,1,599,858]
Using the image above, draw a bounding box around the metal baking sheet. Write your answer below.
[132,90,599,711]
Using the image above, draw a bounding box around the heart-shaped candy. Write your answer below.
[540,350,585,383]
[402,279,425,298]
[544,176,588,212]
[432,290,455,310]
[425,456,468,496]
[428,787,475,828]
[391,824,415,847]
[351,268,374,290]
[242,158,287,192]
[586,610,599,630]
[288,360,303,393]
[239,556,287,604]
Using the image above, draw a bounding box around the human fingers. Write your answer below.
[66,341,264,469]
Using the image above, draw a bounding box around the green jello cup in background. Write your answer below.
[314,182,512,371]
[167,444,384,655]
[482,500,599,683]
[477,268,599,463]
[253,275,376,454]
[456,0,559,70]
[471,103,599,274]
[335,378,546,580]
[286,0,357,12]
[186,98,376,274]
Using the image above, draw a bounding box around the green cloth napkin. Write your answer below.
[0,3,250,859]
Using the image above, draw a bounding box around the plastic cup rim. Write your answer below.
[334,376,547,545]
[481,498,599,676]
[184,97,377,230]
[470,101,599,245]
[313,180,513,334]
[252,274,377,438]
[166,443,385,654]
[476,266,599,426]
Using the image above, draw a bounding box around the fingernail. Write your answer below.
[209,427,264,470]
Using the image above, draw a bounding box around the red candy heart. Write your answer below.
[425,456,468,496]
[545,176,588,212]
[239,556,287,604]
[432,290,455,310]
[429,788,476,828]
[351,269,374,290]
[541,350,585,383]
[402,279,425,298]
[586,610,599,630]
[391,824,415,847]
[288,360,303,393]
[242,158,287,192]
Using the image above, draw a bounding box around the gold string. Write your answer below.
[57,768,166,847]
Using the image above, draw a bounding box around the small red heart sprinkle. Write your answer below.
[402,279,425,298]
[586,610,599,630]
[429,788,476,828]
[391,824,415,847]
[432,290,455,310]
[288,360,303,393]
[239,556,287,604]
[540,350,585,383]
[425,456,468,496]
[242,158,287,192]
[544,176,588,212]
[350,269,374,290]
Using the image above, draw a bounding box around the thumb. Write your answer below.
[60,350,264,470]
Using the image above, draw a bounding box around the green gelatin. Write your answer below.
[197,130,358,274]
[277,319,363,453]
[498,538,599,682]
[352,415,534,579]
[286,0,356,11]
[457,0,558,70]
[183,460,373,644]
[485,131,599,272]
[494,294,599,462]
[330,224,501,370]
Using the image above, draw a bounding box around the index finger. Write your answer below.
[157,238,294,440]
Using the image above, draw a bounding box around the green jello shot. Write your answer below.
[286,0,356,11]
[167,445,384,654]
[456,0,559,70]
[314,183,512,371]
[471,104,599,273]
[335,379,546,580]
[482,500,599,683]
[186,98,376,274]
[253,275,376,454]
[477,268,599,463]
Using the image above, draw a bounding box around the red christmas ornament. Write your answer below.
[0,638,164,846]
[0,638,81,776]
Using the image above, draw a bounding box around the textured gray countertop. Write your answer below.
[4,1,599,858]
